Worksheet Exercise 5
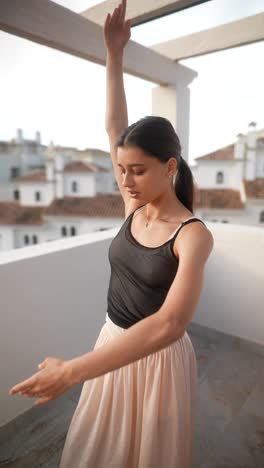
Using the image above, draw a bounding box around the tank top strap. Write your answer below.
[167,216,206,242]
[132,205,146,218]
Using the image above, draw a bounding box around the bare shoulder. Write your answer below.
[124,200,146,220]
[173,220,214,265]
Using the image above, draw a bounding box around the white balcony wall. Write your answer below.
[0,224,263,427]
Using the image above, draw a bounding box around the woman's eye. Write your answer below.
[120,171,144,176]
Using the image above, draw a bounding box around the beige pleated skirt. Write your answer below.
[59,313,197,468]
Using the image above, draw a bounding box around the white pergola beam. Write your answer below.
[0,0,197,86]
[81,0,210,26]
[151,13,264,60]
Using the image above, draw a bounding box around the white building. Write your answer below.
[192,122,264,225]
[0,131,123,253]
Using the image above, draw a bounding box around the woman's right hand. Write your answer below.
[103,0,131,57]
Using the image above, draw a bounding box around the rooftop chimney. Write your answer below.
[35,131,41,145]
[16,128,23,144]
[234,133,245,159]
[247,121,257,150]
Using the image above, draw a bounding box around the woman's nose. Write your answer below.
[122,173,135,188]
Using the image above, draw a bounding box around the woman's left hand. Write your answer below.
[9,357,74,405]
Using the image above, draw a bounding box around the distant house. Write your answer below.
[192,122,264,225]
[0,130,123,253]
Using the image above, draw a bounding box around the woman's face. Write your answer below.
[117,146,176,202]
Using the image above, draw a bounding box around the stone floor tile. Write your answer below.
[0,397,75,467]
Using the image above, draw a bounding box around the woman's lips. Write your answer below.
[128,191,140,197]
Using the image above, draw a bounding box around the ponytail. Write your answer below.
[174,156,194,214]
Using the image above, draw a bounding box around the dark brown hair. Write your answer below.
[116,116,194,213]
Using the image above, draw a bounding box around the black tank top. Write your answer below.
[107,205,206,328]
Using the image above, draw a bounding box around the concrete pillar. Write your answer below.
[152,83,190,163]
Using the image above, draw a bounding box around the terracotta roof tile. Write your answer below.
[195,144,235,161]
[0,194,125,225]
[45,194,125,218]
[194,188,244,209]
[14,170,48,183]
[0,201,45,225]
[243,178,264,198]
[64,161,108,173]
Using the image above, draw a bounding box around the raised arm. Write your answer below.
[103,0,132,207]
[104,0,130,135]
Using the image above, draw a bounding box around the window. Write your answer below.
[35,191,41,201]
[13,190,20,201]
[222,220,229,223]
[10,167,20,179]
[61,226,67,236]
[70,226,76,236]
[32,235,38,244]
[260,211,264,223]
[216,172,224,184]
[24,235,29,245]
[72,181,78,193]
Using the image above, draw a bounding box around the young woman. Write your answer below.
[9,1,214,466]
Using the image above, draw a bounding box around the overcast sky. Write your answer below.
[0,0,263,164]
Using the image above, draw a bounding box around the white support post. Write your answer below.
[152,83,191,163]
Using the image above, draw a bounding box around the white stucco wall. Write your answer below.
[13,226,48,249]
[0,226,15,251]
[256,146,264,177]
[95,172,116,193]
[193,161,243,189]
[16,183,55,206]
[81,153,112,170]
[0,153,22,183]
[64,173,96,197]
[0,215,124,252]
[45,216,123,239]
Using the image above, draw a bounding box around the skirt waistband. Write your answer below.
[105,312,126,338]
[105,313,190,347]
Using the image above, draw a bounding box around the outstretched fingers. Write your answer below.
[125,18,131,32]
[111,6,120,27]
[119,0,127,25]
[104,12,111,29]
[9,375,37,395]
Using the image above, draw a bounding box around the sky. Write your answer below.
[0,0,263,165]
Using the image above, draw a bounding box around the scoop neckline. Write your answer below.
[127,208,195,250]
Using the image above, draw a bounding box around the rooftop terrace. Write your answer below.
[0,222,263,467]
[0,321,264,467]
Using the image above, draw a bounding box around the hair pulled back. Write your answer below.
[116,116,194,213]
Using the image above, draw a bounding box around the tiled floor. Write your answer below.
[1,322,264,468]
